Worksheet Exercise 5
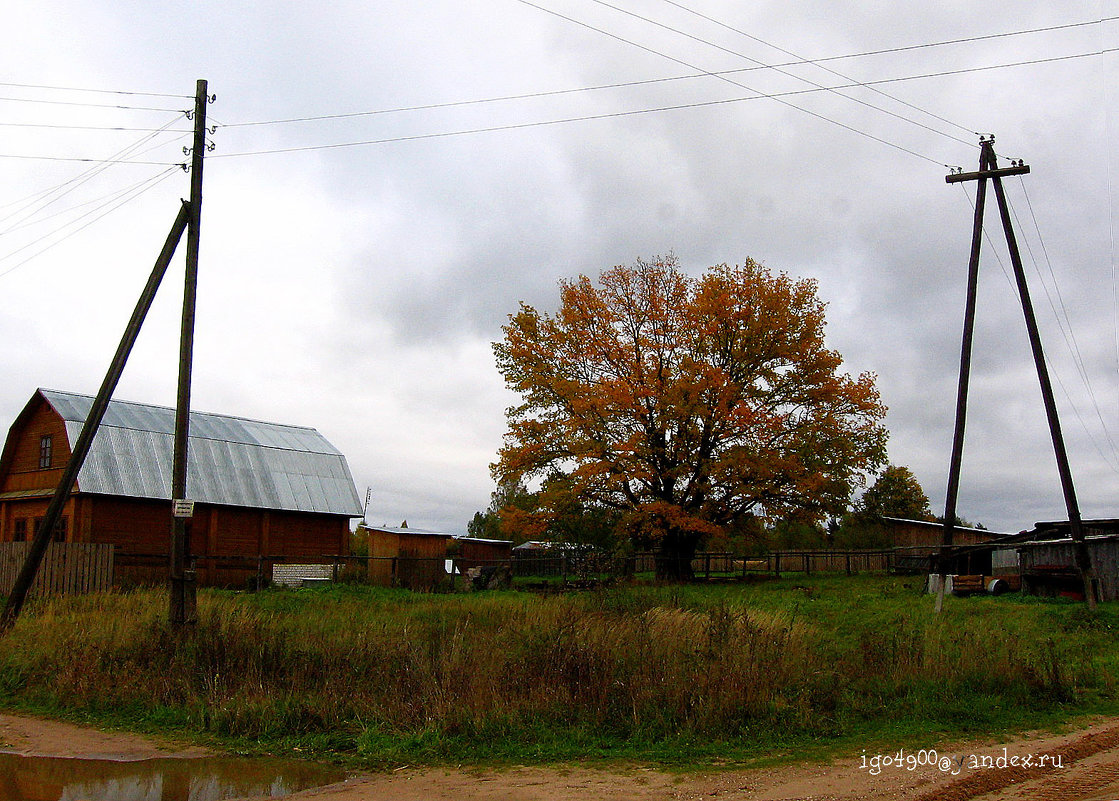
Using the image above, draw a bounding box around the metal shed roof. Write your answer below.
[362,525,454,538]
[40,389,362,516]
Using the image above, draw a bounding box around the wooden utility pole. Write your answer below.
[0,203,190,630]
[937,136,1096,611]
[169,78,210,627]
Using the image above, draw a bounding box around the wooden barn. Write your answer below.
[880,517,1004,573]
[363,525,454,590]
[0,389,363,586]
[880,517,994,548]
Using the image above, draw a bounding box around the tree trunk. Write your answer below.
[655,531,699,581]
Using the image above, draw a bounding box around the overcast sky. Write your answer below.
[2,2,1116,535]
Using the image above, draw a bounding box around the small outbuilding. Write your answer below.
[884,517,1008,574]
[363,524,454,590]
[880,517,993,548]
[1016,520,1119,601]
[454,536,513,571]
[0,389,363,586]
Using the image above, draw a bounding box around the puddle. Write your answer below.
[0,752,347,801]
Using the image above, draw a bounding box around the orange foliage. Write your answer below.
[497,505,550,544]
[493,256,887,547]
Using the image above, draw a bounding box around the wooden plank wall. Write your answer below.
[0,396,70,494]
[0,542,114,598]
[1020,539,1119,601]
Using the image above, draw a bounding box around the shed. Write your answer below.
[1018,530,1119,602]
[0,389,363,586]
[363,525,454,590]
[880,517,993,548]
[884,517,1009,574]
[454,536,512,571]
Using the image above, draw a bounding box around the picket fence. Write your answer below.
[0,542,114,598]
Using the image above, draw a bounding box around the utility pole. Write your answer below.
[169,79,211,627]
[937,136,1096,611]
[0,203,190,630]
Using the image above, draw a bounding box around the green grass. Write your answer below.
[0,576,1116,770]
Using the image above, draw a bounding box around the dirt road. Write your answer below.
[2,713,1118,801]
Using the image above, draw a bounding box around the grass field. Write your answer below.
[0,575,1116,769]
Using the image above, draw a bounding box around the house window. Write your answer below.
[13,519,27,543]
[39,435,52,469]
[31,516,67,543]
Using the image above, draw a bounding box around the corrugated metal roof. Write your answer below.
[42,389,362,516]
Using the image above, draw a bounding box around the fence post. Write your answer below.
[845,552,852,576]
[804,553,811,575]
[774,552,781,579]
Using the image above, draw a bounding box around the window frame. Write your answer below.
[31,516,67,543]
[38,434,53,469]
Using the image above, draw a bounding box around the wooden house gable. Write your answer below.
[0,393,72,495]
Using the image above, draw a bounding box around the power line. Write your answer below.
[526,0,947,165]
[0,166,181,279]
[523,1,1119,169]
[2,171,178,236]
[0,121,193,133]
[0,81,192,99]
[1,115,188,230]
[1105,6,1119,443]
[335,0,955,167]
[1014,180,1119,470]
[220,16,1119,129]
[213,84,940,161]
[588,0,976,149]
[1,167,178,257]
[213,48,1119,162]
[0,95,188,113]
[0,153,183,166]
[657,0,978,137]
[953,180,1119,476]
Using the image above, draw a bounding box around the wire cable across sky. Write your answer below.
[210,48,1119,163]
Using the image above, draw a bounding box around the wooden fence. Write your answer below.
[0,542,114,598]
[510,549,896,582]
[767,549,894,576]
[95,547,899,594]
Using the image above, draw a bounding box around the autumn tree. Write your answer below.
[834,464,932,548]
[854,464,933,522]
[467,478,538,543]
[493,256,887,579]
[470,475,622,549]
[531,473,622,551]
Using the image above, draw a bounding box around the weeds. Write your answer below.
[0,576,1114,766]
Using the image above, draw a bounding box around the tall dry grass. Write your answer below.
[0,579,1111,762]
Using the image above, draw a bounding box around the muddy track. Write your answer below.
[4,712,1119,800]
[912,722,1119,801]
